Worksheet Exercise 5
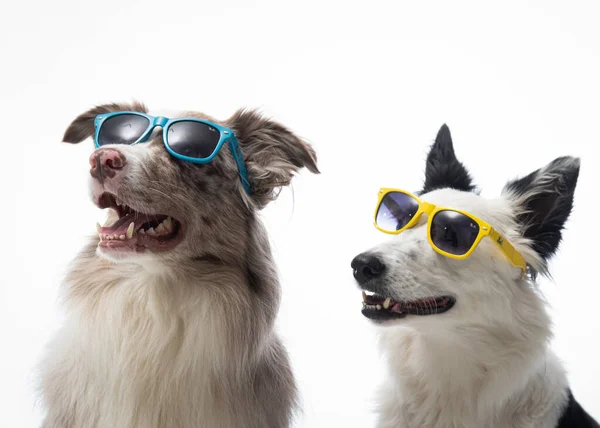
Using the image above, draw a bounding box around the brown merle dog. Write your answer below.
[37,102,318,428]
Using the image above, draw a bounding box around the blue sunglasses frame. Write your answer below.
[94,111,251,195]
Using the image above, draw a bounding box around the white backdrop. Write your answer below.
[1,0,599,426]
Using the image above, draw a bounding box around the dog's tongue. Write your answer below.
[391,303,404,313]
[100,213,150,235]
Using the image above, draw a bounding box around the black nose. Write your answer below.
[351,253,385,283]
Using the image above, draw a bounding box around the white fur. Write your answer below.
[369,189,569,428]
[39,262,243,427]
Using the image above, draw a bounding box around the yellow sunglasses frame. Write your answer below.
[373,188,527,276]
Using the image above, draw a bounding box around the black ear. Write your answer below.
[63,101,148,143]
[422,124,476,194]
[226,109,319,208]
[502,156,580,261]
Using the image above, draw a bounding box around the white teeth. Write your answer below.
[376,305,382,310]
[146,227,157,236]
[383,298,391,309]
[126,222,135,239]
[164,217,173,232]
[362,291,367,302]
[139,229,146,235]
[155,223,167,234]
[119,235,126,240]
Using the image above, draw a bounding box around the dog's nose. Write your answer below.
[89,148,126,182]
[351,253,385,283]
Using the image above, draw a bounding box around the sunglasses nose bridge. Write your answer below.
[421,202,436,215]
[153,116,169,127]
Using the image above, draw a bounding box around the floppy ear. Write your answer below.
[226,109,319,208]
[502,156,580,261]
[63,101,148,143]
[422,124,476,194]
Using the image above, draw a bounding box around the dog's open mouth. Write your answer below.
[361,291,455,321]
[95,192,185,252]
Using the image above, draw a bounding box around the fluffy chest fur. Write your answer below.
[375,328,569,428]
[41,267,228,427]
[38,241,294,428]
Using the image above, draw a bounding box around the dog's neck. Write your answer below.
[62,216,281,375]
[380,285,560,425]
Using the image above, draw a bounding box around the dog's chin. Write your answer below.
[360,289,456,324]
[94,192,186,259]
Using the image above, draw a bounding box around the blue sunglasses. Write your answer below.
[94,111,251,195]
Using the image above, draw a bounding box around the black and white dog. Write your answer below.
[352,125,598,428]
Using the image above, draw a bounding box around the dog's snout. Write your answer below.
[89,148,126,182]
[351,253,385,283]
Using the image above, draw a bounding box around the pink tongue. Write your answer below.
[100,213,155,235]
[391,303,403,313]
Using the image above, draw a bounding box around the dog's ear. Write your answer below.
[422,124,476,194]
[502,156,580,261]
[63,102,148,143]
[227,109,319,208]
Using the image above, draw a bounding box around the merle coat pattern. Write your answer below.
[37,102,318,428]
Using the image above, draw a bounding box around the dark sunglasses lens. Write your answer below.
[376,192,420,232]
[167,121,221,159]
[430,210,480,256]
[98,114,150,146]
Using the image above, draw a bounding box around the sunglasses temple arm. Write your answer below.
[227,137,252,195]
[489,229,527,277]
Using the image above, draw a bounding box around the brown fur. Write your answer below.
[37,102,318,428]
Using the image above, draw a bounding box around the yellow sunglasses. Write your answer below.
[374,188,527,276]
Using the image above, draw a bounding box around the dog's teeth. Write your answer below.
[139,229,146,235]
[383,298,391,309]
[126,222,135,239]
[376,305,382,310]
[119,235,126,240]
[164,217,173,232]
[146,227,157,236]
[362,291,367,302]
[155,223,167,234]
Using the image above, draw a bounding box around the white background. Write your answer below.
[1,0,599,426]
